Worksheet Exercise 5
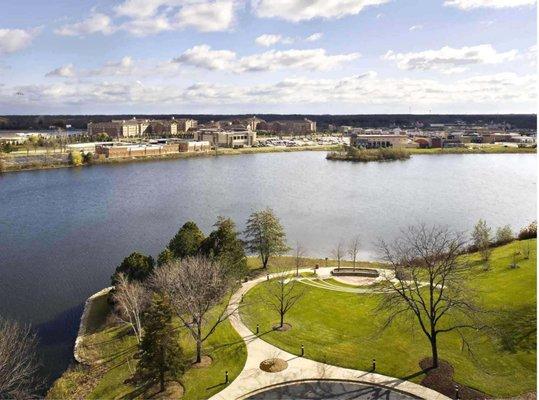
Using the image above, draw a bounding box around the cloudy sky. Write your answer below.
[0,0,536,114]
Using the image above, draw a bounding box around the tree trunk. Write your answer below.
[280,312,284,328]
[196,324,202,363]
[262,254,269,269]
[430,336,439,369]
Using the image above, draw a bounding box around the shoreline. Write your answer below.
[1,144,535,175]
[73,287,113,365]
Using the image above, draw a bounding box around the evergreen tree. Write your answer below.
[157,248,174,267]
[244,208,289,269]
[200,217,248,279]
[136,295,187,393]
[111,252,155,285]
[168,221,205,259]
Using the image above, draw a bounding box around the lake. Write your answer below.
[0,152,536,383]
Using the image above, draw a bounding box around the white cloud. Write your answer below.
[306,32,324,42]
[444,0,536,10]
[409,24,423,31]
[175,0,236,32]
[55,13,116,36]
[383,44,518,73]
[255,34,294,46]
[0,28,39,55]
[256,34,283,47]
[173,45,360,72]
[239,48,360,72]
[173,45,237,70]
[114,0,182,18]
[253,0,390,22]
[3,72,534,112]
[45,64,76,78]
[121,15,173,36]
[55,1,235,37]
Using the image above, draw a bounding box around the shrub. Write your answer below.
[82,152,94,164]
[518,221,537,240]
[68,151,83,166]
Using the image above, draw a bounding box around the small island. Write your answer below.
[327,145,411,162]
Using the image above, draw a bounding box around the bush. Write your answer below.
[82,152,94,164]
[68,151,83,166]
[518,221,537,240]
[327,145,410,162]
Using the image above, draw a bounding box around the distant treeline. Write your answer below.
[0,114,536,130]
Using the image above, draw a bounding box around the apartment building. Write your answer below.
[194,129,257,148]
[88,118,197,138]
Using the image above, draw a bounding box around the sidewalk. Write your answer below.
[209,270,450,400]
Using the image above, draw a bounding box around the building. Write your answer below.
[350,134,410,148]
[194,129,257,148]
[176,118,198,133]
[88,118,196,138]
[95,143,179,158]
[178,141,211,152]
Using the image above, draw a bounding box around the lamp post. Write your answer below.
[225,370,229,384]
[372,358,376,371]
[301,344,304,357]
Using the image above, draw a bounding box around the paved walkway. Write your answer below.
[208,270,451,400]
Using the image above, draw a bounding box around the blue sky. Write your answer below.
[0,0,536,114]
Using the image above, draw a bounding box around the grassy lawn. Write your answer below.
[408,146,536,154]
[48,304,247,399]
[246,255,384,275]
[240,239,536,398]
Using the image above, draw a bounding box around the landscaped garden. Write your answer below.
[240,239,537,398]
[47,305,246,400]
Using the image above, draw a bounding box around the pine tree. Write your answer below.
[136,295,187,393]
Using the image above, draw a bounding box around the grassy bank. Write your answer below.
[240,239,537,398]
[47,300,247,399]
[408,145,536,154]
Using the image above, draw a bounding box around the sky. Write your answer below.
[0,0,536,114]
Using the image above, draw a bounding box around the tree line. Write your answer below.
[108,208,289,394]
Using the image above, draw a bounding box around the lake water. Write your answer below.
[0,152,536,382]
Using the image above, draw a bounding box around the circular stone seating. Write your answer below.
[330,267,380,278]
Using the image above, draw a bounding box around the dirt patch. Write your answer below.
[272,323,292,331]
[497,393,536,400]
[419,358,488,400]
[191,355,213,368]
[146,381,184,399]
[259,358,288,373]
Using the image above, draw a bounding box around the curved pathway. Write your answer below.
[209,269,450,400]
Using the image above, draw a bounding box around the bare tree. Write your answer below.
[151,256,235,363]
[378,225,482,369]
[0,318,41,398]
[112,273,149,343]
[331,240,345,270]
[348,235,361,271]
[263,266,305,329]
[293,242,307,277]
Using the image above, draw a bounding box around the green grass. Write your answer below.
[240,239,537,397]
[246,255,385,276]
[48,304,247,400]
[408,145,536,154]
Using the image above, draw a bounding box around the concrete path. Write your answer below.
[208,270,451,400]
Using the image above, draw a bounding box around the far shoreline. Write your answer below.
[0,144,535,175]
